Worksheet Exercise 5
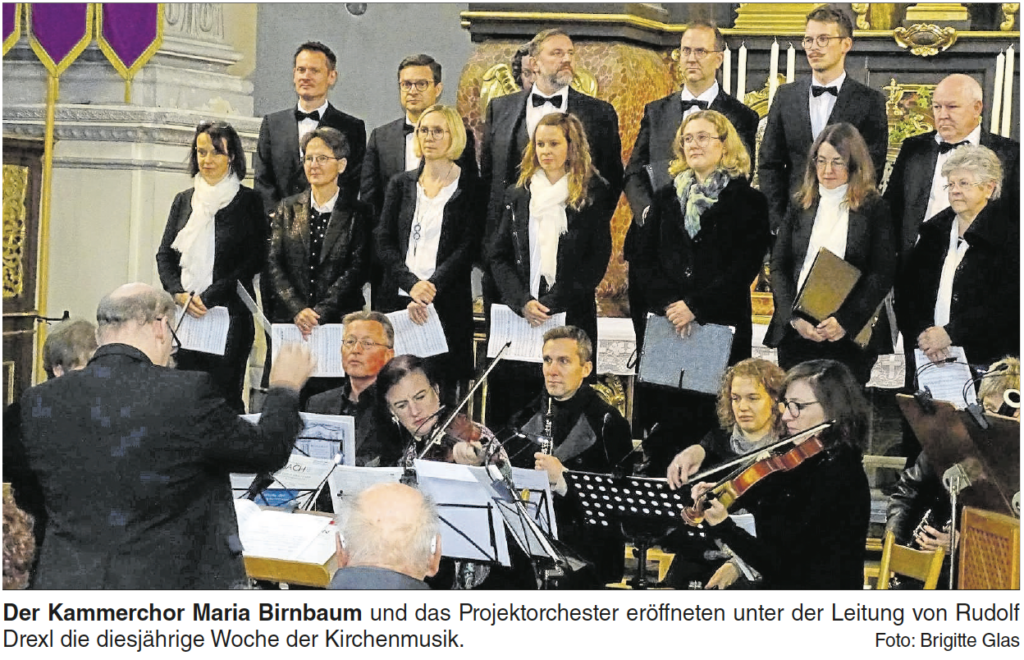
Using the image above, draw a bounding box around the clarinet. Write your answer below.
[540,395,554,455]
[911,508,952,549]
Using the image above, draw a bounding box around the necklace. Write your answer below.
[419,161,456,198]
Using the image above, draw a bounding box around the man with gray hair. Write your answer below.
[42,318,98,378]
[329,482,441,589]
[884,73,1020,260]
[19,282,316,589]
[305,311,402,467]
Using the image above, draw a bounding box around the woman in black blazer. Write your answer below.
[894,144,1017,370]
[375,105,481,385]
[157,121,265,412]
[766,123,896,385]
[487,112,615,351]
[635,109,770,366]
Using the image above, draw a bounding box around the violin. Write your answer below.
[681,422,832,525]
[415,412,498,465]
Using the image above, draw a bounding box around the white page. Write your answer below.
[236,280,271,335]
[386,304,449,357]
[914,346,977,409]
[233,505,335,561]
[239,413,355,466]
[173,305,230,355]
[272,323,345,377]
[597,316,637,375]
[487,303,566,363]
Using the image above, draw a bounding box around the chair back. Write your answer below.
[875,530,945,589]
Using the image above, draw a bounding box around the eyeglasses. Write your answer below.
[400,80,434,92]
[342,338,391,351]
[780,399,820,418]
[801,35,846,49]
[303,154,338,165]
[416,127,448,140]
[157,316,183,355]
[814,157,847,170]
[680,47,721,61]
[682,133,722,147]
[943,180,988,192]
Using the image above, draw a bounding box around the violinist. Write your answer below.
[686,359,871,590]
[376,354,490,466]
[504,326,634,587]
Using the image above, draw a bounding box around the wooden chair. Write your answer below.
[875,530,945,589]
[958,507,1020,589]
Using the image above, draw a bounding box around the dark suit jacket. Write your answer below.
[883,129,1020,259]
[766,195,896,351]
[758,77,889,232]
[329,565,430,589]
[893,205,1019,367]
[360,116,479,221]
[254,103,366,212]
[633,176,770,365]
[486,176,615,347]
[156,186,266,316]
[480,88,623,240]
[375,168,483,379]
[624,88,759,219]
[20,344,302,589]
[267,190,371,323]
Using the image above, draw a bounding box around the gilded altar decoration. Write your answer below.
[479,63,598,114]
[3,165,29,299]
[852,4,871,30]
[893,24,959,57]
[1001,4,1020,31]
[592,375,627,418]
[884,78,936,146]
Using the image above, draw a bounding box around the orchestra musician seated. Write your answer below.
[886,356,1019,588]
[503,325,634,588]
[685,359,871,589]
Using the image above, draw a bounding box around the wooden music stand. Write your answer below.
[957,507,1020,590]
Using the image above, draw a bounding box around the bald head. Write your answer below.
[338,483,441,579]
[96,282,176,365]
[933,74,983,143]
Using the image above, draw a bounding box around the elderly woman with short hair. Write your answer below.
[895,144,1018,369]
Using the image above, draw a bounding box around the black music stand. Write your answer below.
[565,471,688,589]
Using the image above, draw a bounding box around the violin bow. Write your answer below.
[417,341,512,460]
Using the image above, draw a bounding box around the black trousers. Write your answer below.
[175,312,255,413]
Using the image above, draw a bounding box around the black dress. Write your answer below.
[375,167,482,383]
[156,186,266,412]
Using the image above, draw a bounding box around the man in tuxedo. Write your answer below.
[884,73,1020,259]
[19,283,315,589]
[480,28,623,239]
[304,311,402,467]
[255,41,366,212]
[758,5,889,233]
[360,54,477,307]
[623,20,759,336]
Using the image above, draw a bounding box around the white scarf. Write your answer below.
[529,170,570,291]
[172,173,240,293]
[934,217,969,327]
[797,183,850,292]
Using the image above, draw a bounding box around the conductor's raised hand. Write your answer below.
[269,342,317,391]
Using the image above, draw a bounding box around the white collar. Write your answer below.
[811,70,847,92]
[935,123,982,146]
[529,85,570,104]
[297,99,330,117]
[311,188,339,214]
[681,80,719,104]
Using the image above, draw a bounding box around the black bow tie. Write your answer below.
[295,108,321,122]
[938,140,968,154]
[402,123,415,136]
[680,99,709,112]
[531,93,563,109]
[811,85,838,97]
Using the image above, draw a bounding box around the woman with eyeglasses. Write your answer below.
[894,144,1017,370]
[267,127,370,340]
[375,105,481,390]
[685,359,871,589]
[157,121,265,412]
[765,122,896,385]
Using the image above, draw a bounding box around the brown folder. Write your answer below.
[792,248,880,348]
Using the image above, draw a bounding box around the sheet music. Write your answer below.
[386,304,449,357]
[271,323,345,377]
[240,413,355,465]
[914,346,977,409]
[597,317,637,375]
[236,280,271,335]
[233,502,335,561]
[487,304,566,363]
[327,466,406,515]
[173,305,229,355]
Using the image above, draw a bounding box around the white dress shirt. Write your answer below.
[526,86,569,138]
[808,71,846,141]
[402,179,458,294]
[404,119,419,172]
[933,218,968,327]
[797,184,850,292]
[924,124,982,222]
[297,100,329,148]
[681,81,720,119]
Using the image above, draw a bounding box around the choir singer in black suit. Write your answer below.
[20,283,315,589]
[157,121,265,412]
[375,105,482,387]
[766,123,896,385]
[758,6,888,233]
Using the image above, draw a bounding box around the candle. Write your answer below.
[991,52,1005,134]
[1001,46,1015,137]
[723,46,732,96]
[737,43,747,102]
[768,40,780,107]
[786,43,796,83]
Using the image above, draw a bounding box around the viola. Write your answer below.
[418,412,498,464]
[681,421,831,525]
